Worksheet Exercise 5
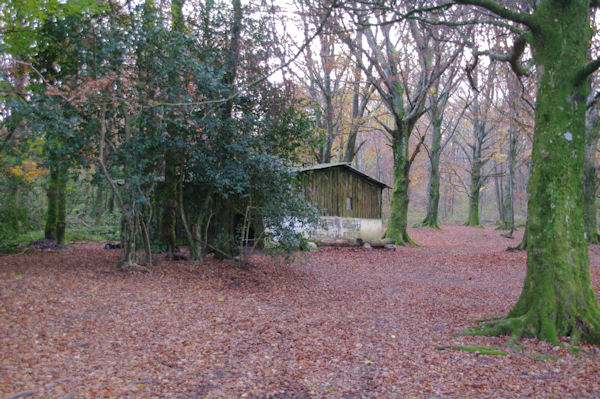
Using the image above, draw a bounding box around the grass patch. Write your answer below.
[561,343,590,355]
[452,345,508,356]
[436,343,566,361]
[0,220,119,253]
[66,228,118,243]
[530,353,560,361]
[0,230,45,253]
[436,344,508,356]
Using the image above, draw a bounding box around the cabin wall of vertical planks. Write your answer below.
[297,164,384,219]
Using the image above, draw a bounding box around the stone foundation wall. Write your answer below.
[307,217,383,241]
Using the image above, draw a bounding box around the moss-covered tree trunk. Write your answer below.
[384,121,417,245]
[466,167,481,226]
[421,105,442,229]
[462,64,494,228]
[584,108,599,243]
[463,82,487,228]
[354,19,430,246]
[472,0,600,343]
[583,146,598,243]
[501,123,517,232]
[493,163,505,223]
[465,129,483,227]
[501,78,519,233]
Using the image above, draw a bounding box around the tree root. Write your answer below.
[414,220,441,230]
[402,234,420,247]
[507,237,527,251]
[384,231,420,247]
[463,315,529,346]
[507,227,527,251]
[463,312,600,346]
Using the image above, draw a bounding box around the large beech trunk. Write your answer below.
[583,118,599,243]
[384,123,416,245]
[465,165,481,227]
[473,1,600,344]
[422,110,442,229]
[501,79,519,233]
[465,122,484,227]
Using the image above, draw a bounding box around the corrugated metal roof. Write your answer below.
[296,162,391,189]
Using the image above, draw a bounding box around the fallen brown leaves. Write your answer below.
[1,226,599,398]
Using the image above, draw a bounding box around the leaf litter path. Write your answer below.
[1,226,599,398]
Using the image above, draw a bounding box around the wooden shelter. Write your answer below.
[297,163,390,219]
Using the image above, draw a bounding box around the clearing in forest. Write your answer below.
[1,226,599,398]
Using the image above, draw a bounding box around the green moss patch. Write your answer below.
[530,353,560,361]
[452,345,508,356]
[436,345,507,356]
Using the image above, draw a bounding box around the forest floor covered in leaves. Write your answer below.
[2,226,600,398]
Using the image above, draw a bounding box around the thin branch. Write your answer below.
[409,133,426,167]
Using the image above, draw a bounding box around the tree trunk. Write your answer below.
[584,111,599,243]
[508,222,527,251]
[317,33,335,164]
[465,123,484,227]
[421,108,442,229]
[119,211,138,271]
[44,167,58,241]
[466,183,480,226]
[583,147,598,243]
[466,159,482,226]
[7,179,21,233]
[502,81,518,233]
[45,166,67,244]
[56,169,67,245]
[159,171,177,253]
[212,198,235,259]
[493,163,505,224]
[108,190,115,214]
[94,184,104,225]
[384,123,416,245]
[472,1,600,344]
[502,131,517,232]
[159,0,185,254]
[221,0,242,118]
[343,31,367,164]
[342,81,360,164]
[321,74,334,163]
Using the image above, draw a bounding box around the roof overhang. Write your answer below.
[296,162,391,189]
